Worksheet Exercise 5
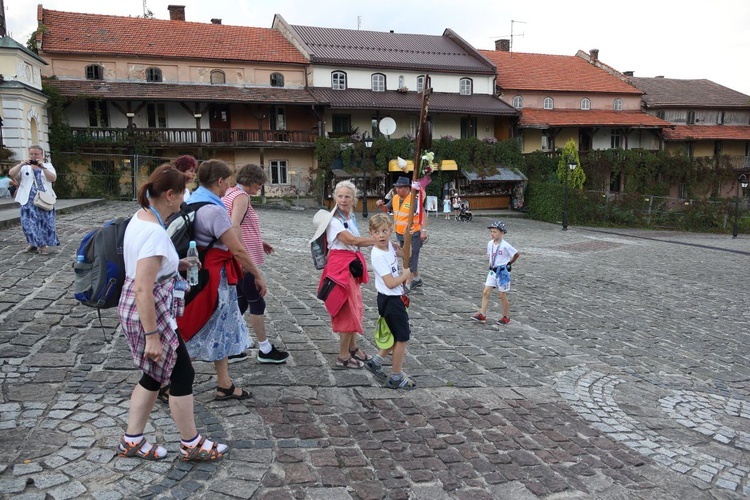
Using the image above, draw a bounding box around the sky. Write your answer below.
[5,0,750,97]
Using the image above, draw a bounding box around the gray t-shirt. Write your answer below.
[193,204,231,250]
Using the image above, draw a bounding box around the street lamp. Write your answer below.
[732,173,748,238]
[562,158,577,230]
[362,133,374,218]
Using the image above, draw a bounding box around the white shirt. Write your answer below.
[371,242,403,296]
[326,211,361,252]
[123,211,180,280]
[487,239,517,267]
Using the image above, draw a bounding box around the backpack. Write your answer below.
[311,232,328,270]
[73,217,131,338]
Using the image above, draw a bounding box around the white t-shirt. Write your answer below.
[486,239,517,268]
[371,242,403,296]
[183,188,191,202]
[327,211,361,252]
[123,210,180,280]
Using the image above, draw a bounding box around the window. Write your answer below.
[147,103,167,128]
[687,110,695,124]
[459,78,472,95]
[270,160,288,185]
[581,98,591,110]
[331,71,347,90]
[416,75,425,93]
[146,67,162,82]
[613,98,623,111]
[718,111,725,125]
[88,100,109,127]
[512,96,523,109]
[656,110,665,120]
[371,73,386,92]
[85,64,103,80]
[332,114,351,134]
[541,133,554,151]
[398,75,405,89]
[270,72,284,87]
[611,129,622,149]
[460,117,477,139]
[210,70,225,84]
[543,97,554,110]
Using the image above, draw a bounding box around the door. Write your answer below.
[209,105,230,142]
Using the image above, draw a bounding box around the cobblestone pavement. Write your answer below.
[1,201,749,499]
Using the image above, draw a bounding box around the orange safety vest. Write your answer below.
[393,192,422,235]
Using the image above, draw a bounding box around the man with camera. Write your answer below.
[8,145,59,254]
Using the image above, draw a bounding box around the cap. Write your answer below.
[374,316,394,350]
[487,221,507,233]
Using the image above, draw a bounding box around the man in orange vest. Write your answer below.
[376,176,428,291]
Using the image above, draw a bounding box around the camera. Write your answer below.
[29,159,39,166]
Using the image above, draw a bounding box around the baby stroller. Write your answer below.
[456,201,473,222]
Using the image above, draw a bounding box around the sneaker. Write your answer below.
[365,360,387,381]
[498,316,511,325]
[470,313,487,323]
[227,352,249,363]
[257,345,289,364]
[411,277,423,288]
[384,375,416,390]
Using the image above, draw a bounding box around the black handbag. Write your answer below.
[349,258,363,278]
[317,277,335,301]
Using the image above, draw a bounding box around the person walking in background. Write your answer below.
[178,159,265,401]
[118,164,227,462]
[451,192,461,220]
[312,180,375,369]
[375,176,427,292]
[8,145,59,255]
[172,155,198,203]
[470,221,520,325]
[442,195,451,219]
[222,163,289,364]
[366,214,416,389]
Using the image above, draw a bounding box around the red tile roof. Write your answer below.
[664,125,750,141]
[39,9,308,64]
[519,109,671,129]
[44,79,318,104]
[480,50,641,94]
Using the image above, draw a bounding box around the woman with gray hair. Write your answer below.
[312,180,375,369]
[222,164,289,364]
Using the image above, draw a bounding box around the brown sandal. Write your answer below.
[336,356,364,369]
[180,436,226,462]
[117,437,165,461]
[350,348,372,362]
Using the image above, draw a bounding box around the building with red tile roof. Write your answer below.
[629,76,750,169]
[480,44,671,159]
[36,5,318,198]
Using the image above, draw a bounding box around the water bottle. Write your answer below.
[186,241,199,285]
[76,255,85,264]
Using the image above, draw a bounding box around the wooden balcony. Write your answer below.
[70,127,318,148]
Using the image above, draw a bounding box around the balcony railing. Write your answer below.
[70,127,318,147]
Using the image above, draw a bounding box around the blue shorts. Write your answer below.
[377,293,410,343]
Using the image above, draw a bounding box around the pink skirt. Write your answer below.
[331,273,364,334]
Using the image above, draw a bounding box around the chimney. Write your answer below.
[495,39,510,52]
[211,18,222,24]
[168,5,186,21]
[590,49,599,61]
[623,71,634,77]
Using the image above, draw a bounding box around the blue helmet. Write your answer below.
[487,221,507,233]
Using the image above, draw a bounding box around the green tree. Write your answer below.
[556,139,586,189]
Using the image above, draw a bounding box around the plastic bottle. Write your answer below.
[76,255,85,264]
[187,241,199,285]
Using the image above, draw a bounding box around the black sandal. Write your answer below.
[215,383,252,401]
[157,384,170,404]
